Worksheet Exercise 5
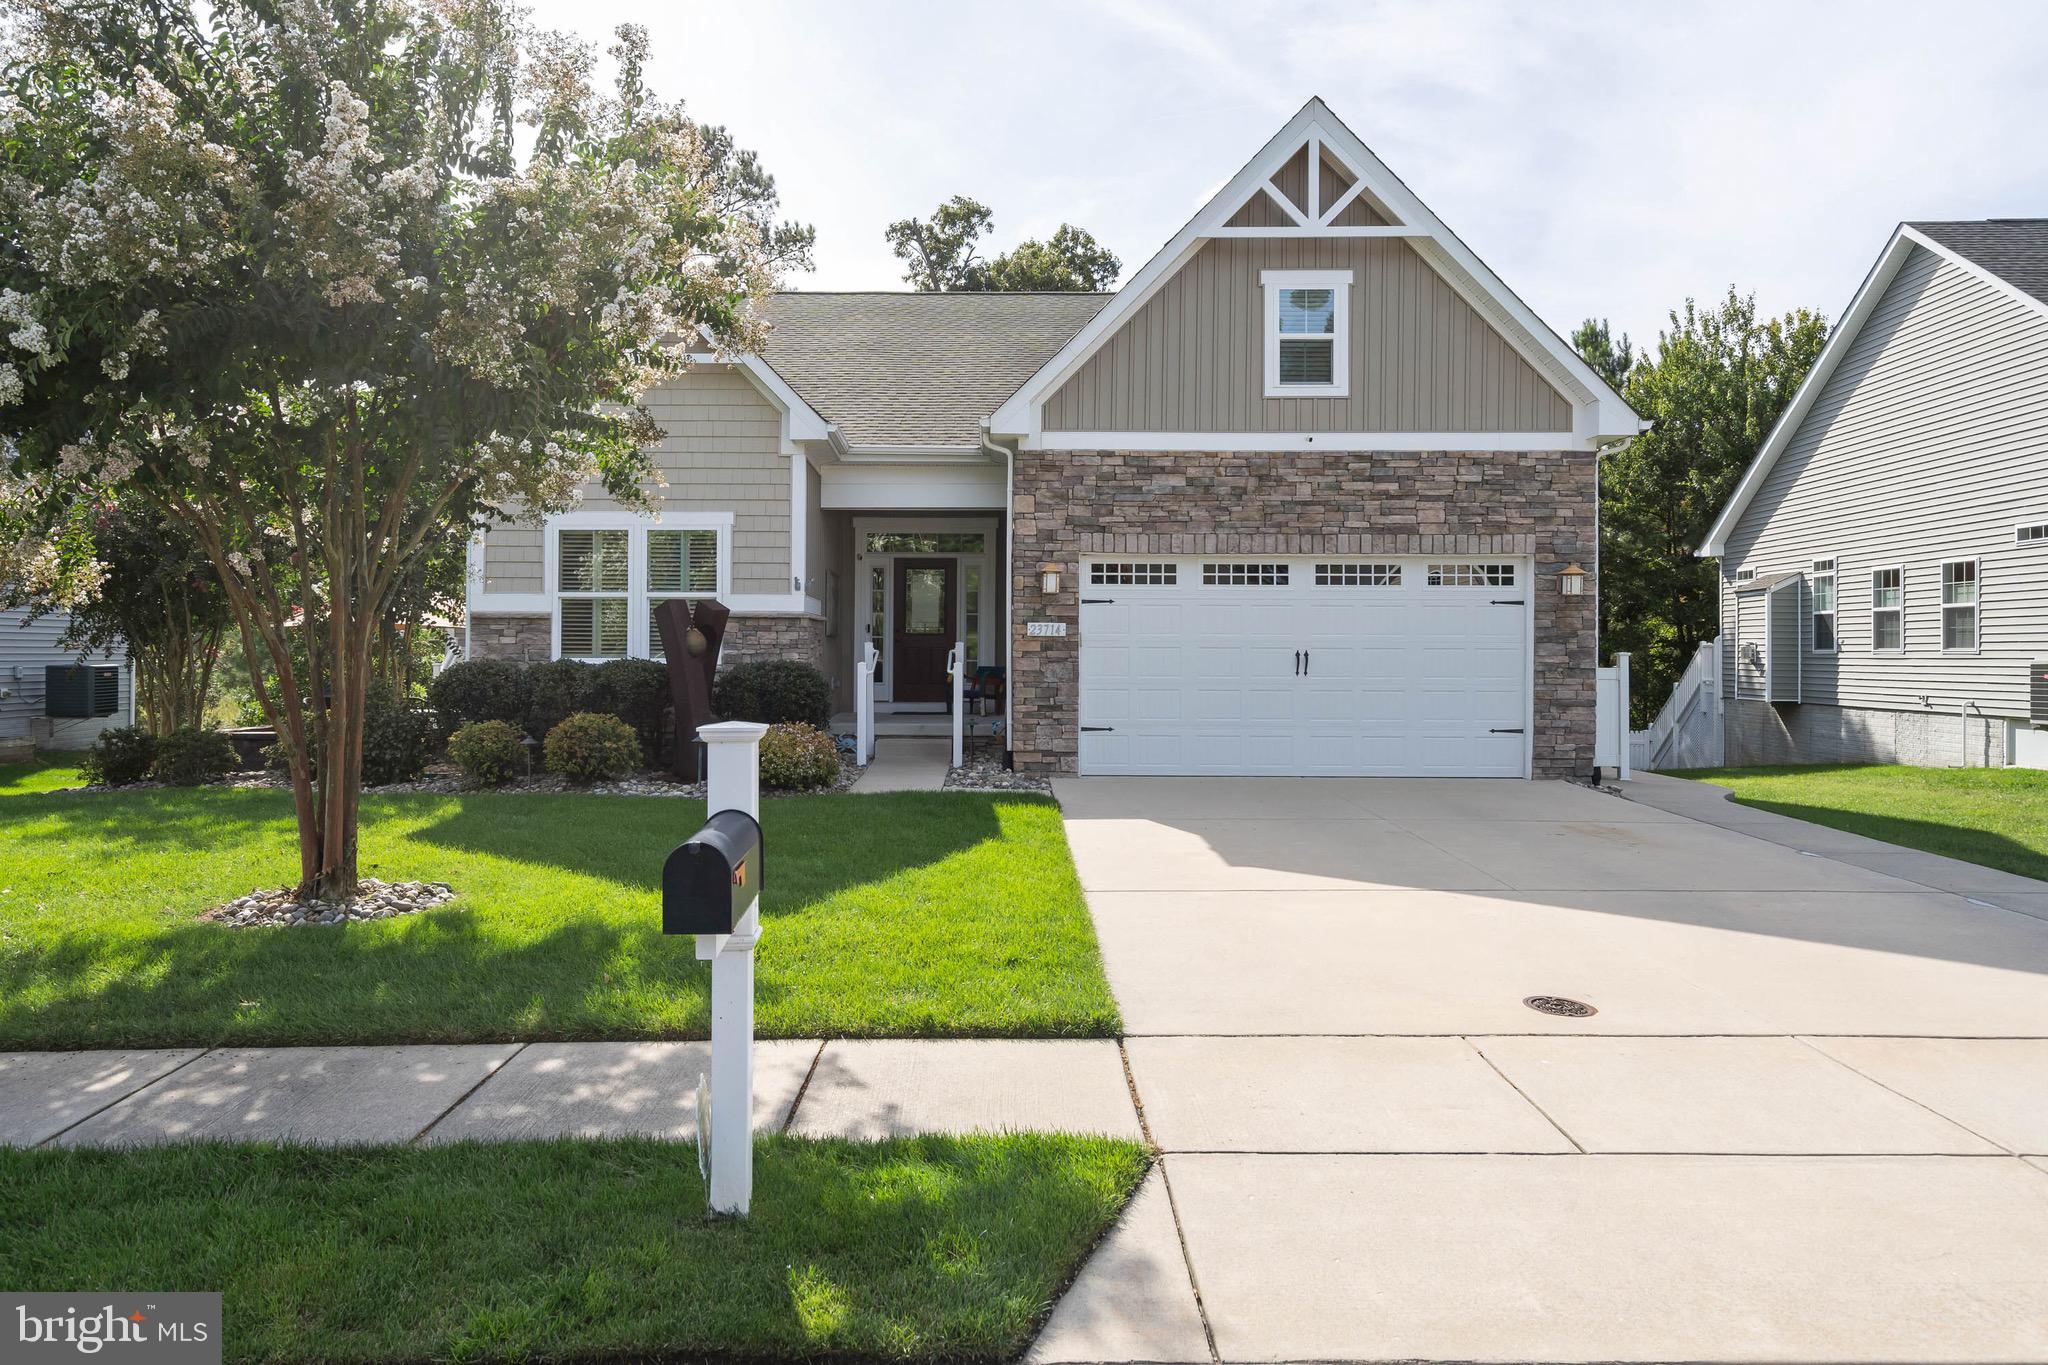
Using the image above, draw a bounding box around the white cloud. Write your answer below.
[528,0,2048,343]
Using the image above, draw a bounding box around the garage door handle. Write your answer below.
[1490,727,1525,734]
[1081,726,1114,732]
[1294,650,1302,675]
[1082,598,1115,604]
[1303,650,1310,675]
[1491,598,1525,605]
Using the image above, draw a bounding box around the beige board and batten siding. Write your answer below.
[1721,244,2048,718]
[475,365,793,597]
[1042,236,1573,434]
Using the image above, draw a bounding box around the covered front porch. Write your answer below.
[817,511,1009,742]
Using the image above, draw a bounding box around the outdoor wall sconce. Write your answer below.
[1040,564,1061,595]
[1558,563,1588,596]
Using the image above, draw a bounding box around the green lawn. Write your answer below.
[0,756,84,794]
[0,782,1119,1048]
[1672,763,2048,882]
[0,1134,1148,1363]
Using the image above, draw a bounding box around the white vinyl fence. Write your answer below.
[1630,638,1724,772]
[1593,651,1632,780]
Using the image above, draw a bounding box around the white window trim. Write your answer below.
[544,510,733,662]
[851,514,1000,705]
[1870,565,1905,655]
[1732,567,1756,584]
[1809,556,1837,655]
[1940,557,1980,656]
[1260,268,1352,398]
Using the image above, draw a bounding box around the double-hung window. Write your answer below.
[647,529,721,658]
[1261,269,1351,397]
[554,519,728,660]
[1809,558,1836,652]
[1941,560,1978,651]
[557,529,630,659]
[1870,567,1903,652]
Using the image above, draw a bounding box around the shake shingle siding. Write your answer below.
[476,365,792,599]
[1720,244,2048,730]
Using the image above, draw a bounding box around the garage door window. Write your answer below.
[1091,562,1177,586]
[1202,562,1291,586]
[1426,562,1516,587]
[1315,563,1402,586]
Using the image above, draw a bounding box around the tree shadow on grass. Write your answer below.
[0,789,1059,1049]
[0,911,749,1049]
[1725,797,2048,885]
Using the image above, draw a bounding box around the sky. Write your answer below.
[526,0,2048,351]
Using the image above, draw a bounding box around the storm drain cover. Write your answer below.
[1523,995,1598,1018]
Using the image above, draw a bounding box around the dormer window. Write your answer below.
[1261,269,1351,397]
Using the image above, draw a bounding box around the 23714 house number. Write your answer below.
[1025,621,1069,638]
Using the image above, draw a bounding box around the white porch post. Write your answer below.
[855,641,877,766]
[695,720,765,1216]
[947,641,965,769]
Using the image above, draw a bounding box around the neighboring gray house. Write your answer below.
[1702,220,2048,769]
[0,607,133,756]
[465,98,1642,778]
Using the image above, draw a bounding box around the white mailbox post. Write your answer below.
[693,720,766,1215]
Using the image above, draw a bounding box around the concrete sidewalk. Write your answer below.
[0,1039,1141,1149]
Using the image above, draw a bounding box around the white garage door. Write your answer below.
[1079,556,1531,777]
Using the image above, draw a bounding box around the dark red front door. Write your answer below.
[892,558,956,702]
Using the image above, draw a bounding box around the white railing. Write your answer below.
[1631,638,1723,771]
[946,640,965,770]
[854,640,878,767]
[1593,651,1632,780]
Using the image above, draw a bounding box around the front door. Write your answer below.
[892,558,957,703]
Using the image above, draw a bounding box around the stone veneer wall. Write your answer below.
[1008,448,1599,778]
[466,614,551,663]
[464,610,826,681]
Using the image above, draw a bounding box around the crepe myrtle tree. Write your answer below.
[0,0,782,897]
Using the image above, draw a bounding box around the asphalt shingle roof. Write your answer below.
[1908,219,2048,308]
[760,291,1113,449]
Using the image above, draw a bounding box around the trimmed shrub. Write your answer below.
[426,659,529,737]
[80,725,157,786]
[448,719,528,787]
[757,721,841,792]
[361,694,435,785]
[713,659,831,730]
[149,728,236,786]
[543,711,641,784]
[523,660,596,743]
[589,659,670,756]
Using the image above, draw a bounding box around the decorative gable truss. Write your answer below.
[1216,134,1418,238]
[990,98,1644,452]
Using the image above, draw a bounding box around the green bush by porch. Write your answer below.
[0,1134,1148,1363]
[0,785,1119,1048]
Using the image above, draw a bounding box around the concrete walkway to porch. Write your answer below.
[848,736,952,792]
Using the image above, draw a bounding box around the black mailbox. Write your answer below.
[662,809,762,935]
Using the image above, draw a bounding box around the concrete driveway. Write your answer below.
[1031,776,2048,1365]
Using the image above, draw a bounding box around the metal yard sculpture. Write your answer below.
[655,597,731,780]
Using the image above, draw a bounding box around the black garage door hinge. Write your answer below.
[1081,726,1115,732]
[1081,597,1115,604]
[1490,598,1525,605]
[1490,727,1526,734]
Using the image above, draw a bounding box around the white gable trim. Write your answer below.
[1697,224,2048,558]
[989,97,1640,450]
[681,345,833,447]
